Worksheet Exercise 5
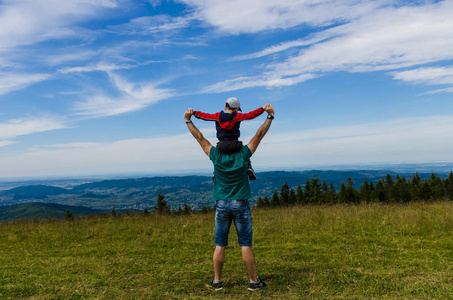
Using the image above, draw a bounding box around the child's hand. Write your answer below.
[184,108,194,121]
[263,104,274,116]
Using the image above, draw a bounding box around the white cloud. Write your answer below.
[45,50,101,66]
[3,114,453,178]
[107,14,196,35]
[0,133,213,178]
[0,140,16,148]
[231,31,338,61]
[272,1,453,74]
[59,63,133,74]
[0,72,51,95]
[204,1,453,91]
[423,87,453,95]
[203,74,317,93]
[0,117,67,140]
[179,0,387,34]
[248,114,453,169]
[0,0,116,54]
[73,72,174,117]
[391,66,453,85]
[148,0,162,8]
[48,142,101,149]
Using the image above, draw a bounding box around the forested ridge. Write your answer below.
[257,172,453,208]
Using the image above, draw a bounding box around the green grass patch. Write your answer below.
[1,201,453,299]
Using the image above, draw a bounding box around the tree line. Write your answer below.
[257,172,453,208]
[65,171,453,220]
[145,191,212,216]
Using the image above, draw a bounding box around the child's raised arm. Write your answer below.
[236,107,265,121]
[193,110,220,121]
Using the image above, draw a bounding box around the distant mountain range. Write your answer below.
[0,170,450,221]
[0,203,104,221]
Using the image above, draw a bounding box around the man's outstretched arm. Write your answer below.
[184,108,212,157]
[247,104,274,154]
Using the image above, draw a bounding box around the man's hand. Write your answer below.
[263,104,274,116]
[184,108,212,156]
[184,108,194,122]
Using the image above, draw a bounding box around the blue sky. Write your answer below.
[1,0,453,179]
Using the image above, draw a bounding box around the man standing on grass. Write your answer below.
[184,104,274,291]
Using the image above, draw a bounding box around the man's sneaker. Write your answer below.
[211,280,223,291]
[247,162,257,181]
[248,277,266,291]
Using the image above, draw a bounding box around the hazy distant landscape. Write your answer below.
[1,164,452,221]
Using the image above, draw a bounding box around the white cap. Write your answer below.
[226,97,241,111]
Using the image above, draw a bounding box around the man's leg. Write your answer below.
[213,200,231,285]
[213,246,226,281]
[241,246,257,282]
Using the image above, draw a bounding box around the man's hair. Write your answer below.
[225,103,240,111]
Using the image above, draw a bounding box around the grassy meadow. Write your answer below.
[1,201,453,299]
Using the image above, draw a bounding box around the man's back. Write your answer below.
[184,104,273,291]
[210,146,252,201]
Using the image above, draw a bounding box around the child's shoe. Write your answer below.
[247,161,256,180]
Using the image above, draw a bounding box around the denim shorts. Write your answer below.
[215,199,253,247]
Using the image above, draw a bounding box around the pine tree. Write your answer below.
[183,203,192,214]
[346,177,360,204]
[143,208,150,216]
[154,191,171,215]
[327,183,337,204]
[310,175,321,204]
[270,189,280,207]
[296,184,304,204]
[303,178,311,204]
[374,180,386,202]
[280,182,290,206]
[359,177,370,203]
[445,171,453,200]
[338,182,348,203]
[111,208,117,217]
[176,206,183,215]
[429,173,444,200]
[393,176,411,203]
[65,209,74,221]
[263,195,271,207]
[368,181,376,201]
[410,173,422,201]
[257,196,264,208]
[320,180,328,204]
[420,179,431,201]
[289,188,296,205]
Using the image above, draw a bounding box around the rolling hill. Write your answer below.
[0,170,449,220]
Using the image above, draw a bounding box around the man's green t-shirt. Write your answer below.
[209,145,252,201]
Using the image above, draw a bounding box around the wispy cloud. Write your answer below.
[0,117,67,140]
[203,74,317,93]
[423,87,453,95]
[247,114,453,168]
[58,63,134,74]
[0,72,51,95]
[231,31,338,61]
[0,133,212,178]
[106,14,197,35]
[0,140,16,148]
[3,114,453,177]
[73,72,174,118]
[202,1,453,92]
[48,142,101,149]
[0,0,116,54]
[180,0,386,34]
[391,66,453,85]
